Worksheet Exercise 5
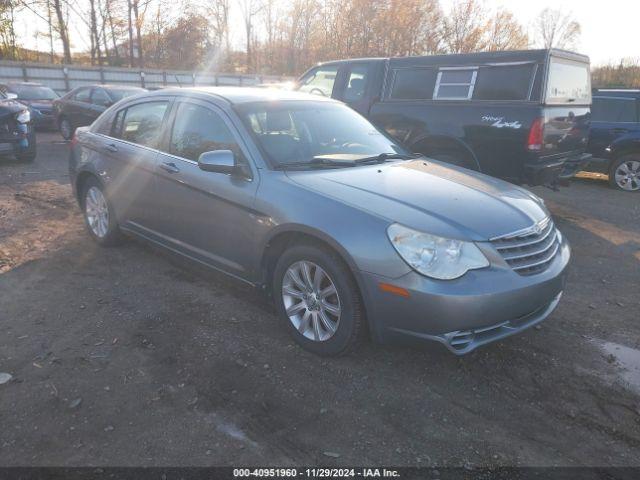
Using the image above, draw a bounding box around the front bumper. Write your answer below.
[358,237,570,355]
[31,110,57,129]
[0,122,35,156]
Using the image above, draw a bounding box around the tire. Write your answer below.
[609,155,640,192]
[59,117,74,141]
[273,243,365,356]
[16,150,36,162]
[80,177,122,246]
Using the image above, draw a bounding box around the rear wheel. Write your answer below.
[609,155,640,192]
[59,117,74,141]
[273,243,365,356]
[81,177,122,246]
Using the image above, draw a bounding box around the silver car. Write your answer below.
[69,87,570,356]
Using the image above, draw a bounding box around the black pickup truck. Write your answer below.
[295,49,592,186]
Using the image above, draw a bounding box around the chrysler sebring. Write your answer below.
[69,88,570,356]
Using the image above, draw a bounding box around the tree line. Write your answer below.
[3,0,635,87]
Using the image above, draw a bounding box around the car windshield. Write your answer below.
[235,101,407,168]
[12,85,59,100]
[108,88,144,102]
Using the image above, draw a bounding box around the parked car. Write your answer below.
[583,88,640,192]
[0,89,36,162]
[0,81,59,130]
[53,84,146,140]
[69,87,569,356]
[295,49,592,187]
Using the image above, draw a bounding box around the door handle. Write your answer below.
[611,128,629,135]
[104,143,118,153]
[160,161,180,174]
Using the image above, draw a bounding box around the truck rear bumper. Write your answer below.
[524,152,592,185]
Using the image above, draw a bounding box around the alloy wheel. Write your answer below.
[85,186,109,238]
[282,260,341,342]
[614,160,640,191]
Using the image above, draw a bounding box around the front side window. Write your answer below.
[91,88,111,106]
[546,57,591,105]
[434,69,477,100]
[297,66,339,98]
[119,101,168,148]
[343,65,369,102]
[170,102,242,162]
[592,97,638,123]
[74,88,90,103]
[236,101,406,168]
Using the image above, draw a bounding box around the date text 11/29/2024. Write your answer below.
[233,468,400,478]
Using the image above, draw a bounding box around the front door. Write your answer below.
[152,99,260,279]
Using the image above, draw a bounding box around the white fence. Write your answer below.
[0,60,289,93]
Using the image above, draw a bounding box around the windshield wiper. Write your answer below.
[353,152,422,164]
[274,157,358,170]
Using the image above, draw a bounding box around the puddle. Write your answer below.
[601,341,640,393]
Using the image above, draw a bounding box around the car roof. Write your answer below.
[7,82,45,86]
[143,86,338,105]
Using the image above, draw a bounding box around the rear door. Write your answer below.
[67,87,92,127]
[101,99,170,228]
[589,96,640,157]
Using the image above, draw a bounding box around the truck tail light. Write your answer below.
[527,117,545,151]
[70,132,79,148]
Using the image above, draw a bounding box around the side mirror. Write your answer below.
[6,92,17,100]
[198,150,236,175]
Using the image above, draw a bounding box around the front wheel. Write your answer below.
[273,244,365,356]
[81,178,122,246]
[609,155,640,192]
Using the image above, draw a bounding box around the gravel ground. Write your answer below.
[0,132,639,467]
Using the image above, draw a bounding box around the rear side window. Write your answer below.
[592,97,638,122]
[473,64,535,101]
[116,101,168,148]
[434,69,477,100]
[546,57,591,104]
[389,68,437,100]
[298,66,338,98]
[91,88,111,106]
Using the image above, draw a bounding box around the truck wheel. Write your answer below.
[427,152,478,171]
[273,243,365,356]
[609,155,640,192]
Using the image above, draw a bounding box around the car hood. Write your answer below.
[0,99,29,118]
[285,159,549,241]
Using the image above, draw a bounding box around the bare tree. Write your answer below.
[239,0,264,72]
[485,8,528,51]
[441,0,487,54]
[534,8,581,50]
[52,0,72,63]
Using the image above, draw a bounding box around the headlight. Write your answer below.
[15,109,30,124]
[387,224,489,280]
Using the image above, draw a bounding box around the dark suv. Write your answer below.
[295,49,592,187]
[584,89,640,192]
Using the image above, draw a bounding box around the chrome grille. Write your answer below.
[491,217,559,276]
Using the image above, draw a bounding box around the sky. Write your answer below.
[14,0,640,67]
